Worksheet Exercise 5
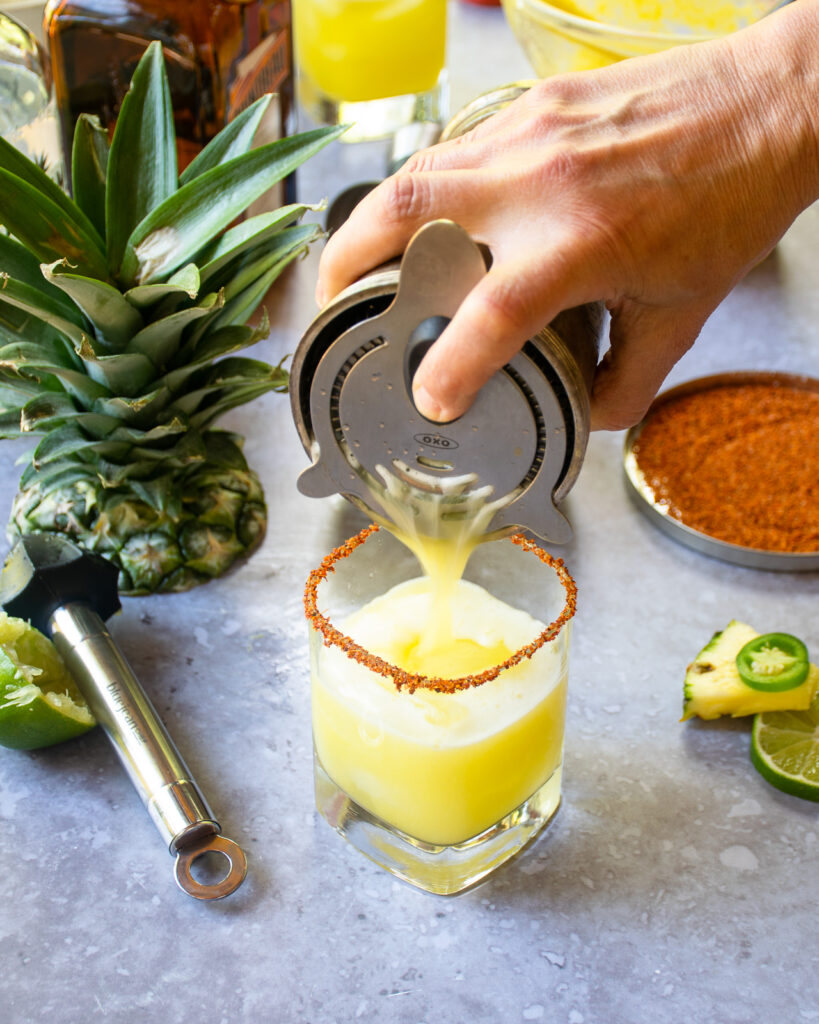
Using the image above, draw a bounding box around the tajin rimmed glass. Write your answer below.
[304,524,577,895]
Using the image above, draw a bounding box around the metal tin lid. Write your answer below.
[623,371,819,571]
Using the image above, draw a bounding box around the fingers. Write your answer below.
[590,302,708,431]
[412,253,591,422]
[317,164,501,306]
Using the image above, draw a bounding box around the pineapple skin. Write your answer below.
[9,449,267,595]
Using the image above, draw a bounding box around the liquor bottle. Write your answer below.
[0,9,64,183]
[44,0,292,197]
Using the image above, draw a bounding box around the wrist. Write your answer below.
[729,0,819,212]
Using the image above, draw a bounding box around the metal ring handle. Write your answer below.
[174,834,248,900]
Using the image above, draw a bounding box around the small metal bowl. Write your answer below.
[623,371,819,572]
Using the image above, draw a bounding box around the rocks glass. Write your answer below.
[305,525,577,894]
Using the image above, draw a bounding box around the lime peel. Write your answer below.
[751,699,819,802]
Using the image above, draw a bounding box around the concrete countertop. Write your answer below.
[1,3,818,1022]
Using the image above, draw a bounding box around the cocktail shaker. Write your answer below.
[290,86,604,543]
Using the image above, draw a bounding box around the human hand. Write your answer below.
[317,0,819,430]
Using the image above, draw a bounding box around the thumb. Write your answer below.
[590,302,708,431]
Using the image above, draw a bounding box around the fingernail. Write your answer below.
[412,383,444,422]
[315,284,326,308]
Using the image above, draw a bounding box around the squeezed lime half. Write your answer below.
[751,697,819,802]
[0,612,95,750]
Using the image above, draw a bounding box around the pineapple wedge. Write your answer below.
[0,43,343,594]
[682,620,819,721]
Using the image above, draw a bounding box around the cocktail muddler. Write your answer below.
[0,533,247,900]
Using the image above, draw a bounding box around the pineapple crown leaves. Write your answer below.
[0,40,342,502]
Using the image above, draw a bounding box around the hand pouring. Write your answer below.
[0,533,247,900]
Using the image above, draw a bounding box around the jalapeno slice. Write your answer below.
[736,633,809,692]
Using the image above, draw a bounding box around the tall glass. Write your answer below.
[293,0,448,141]
[305,525,577,895]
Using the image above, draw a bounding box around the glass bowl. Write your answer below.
[501,0,782,78]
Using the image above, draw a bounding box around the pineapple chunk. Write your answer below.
[682,620,818,721]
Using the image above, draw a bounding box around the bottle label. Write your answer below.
[227,30,290,120]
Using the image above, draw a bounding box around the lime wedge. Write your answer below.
[750,698,819,802]
[0,612,95,750]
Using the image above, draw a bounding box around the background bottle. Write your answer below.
[45,0,293,199]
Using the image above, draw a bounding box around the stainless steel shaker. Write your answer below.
[290,85,604,543]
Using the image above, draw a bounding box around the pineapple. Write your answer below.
[0,43,342,595]
[682,620,818,720]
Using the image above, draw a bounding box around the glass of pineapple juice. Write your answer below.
[292,0,448,141]
[305,524,577,895]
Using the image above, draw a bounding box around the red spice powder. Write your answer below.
[632,381,819,553]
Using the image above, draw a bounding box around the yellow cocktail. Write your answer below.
[305,525,576,894]
[502,0,778,77]
[293,0,448,139]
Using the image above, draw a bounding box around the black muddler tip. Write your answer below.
[0,534,120,636]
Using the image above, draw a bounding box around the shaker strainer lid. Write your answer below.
[290,220,578,542]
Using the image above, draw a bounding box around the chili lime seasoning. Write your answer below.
[632,380,819,553]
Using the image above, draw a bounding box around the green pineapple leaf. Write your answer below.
[0,236,82,315]
[0,407,23,437]
[17,460,97,496]
[197,204,317,285]
[93,388,172,428]
[0,134,105,255]
[206,223,318,297]
[42,261,143,349]
[0,338,79,373]
[73,346,156,397]
[174,322,267,372]
[71,114,110,241]
[211,233,314,331]
[119,124,345,286]
[106,41,178,277]
[20,393,119,436]
[16,460,96,499]
[32,422,132,466]
[127,293,222,368]
[0,169,109,280]
[179,94,273,185]
[170,357,288,421]
[2,354,111,407]
[0,299,78,358]
[0,275,88,342]
[124,264,201,310]
[19,392,80,432]
[190,382,286,431]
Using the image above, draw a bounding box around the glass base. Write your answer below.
[298,71,449,143]
[314,754,561,895]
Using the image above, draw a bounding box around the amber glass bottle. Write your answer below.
[45,0,292,183]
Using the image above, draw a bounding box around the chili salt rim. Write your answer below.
[623,370,819,572]
[303,524,577,695]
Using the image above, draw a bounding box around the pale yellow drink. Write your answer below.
[311,572,569,846]
[502,0,775,78]
[293,0,446,103]
[549,0,773,34]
